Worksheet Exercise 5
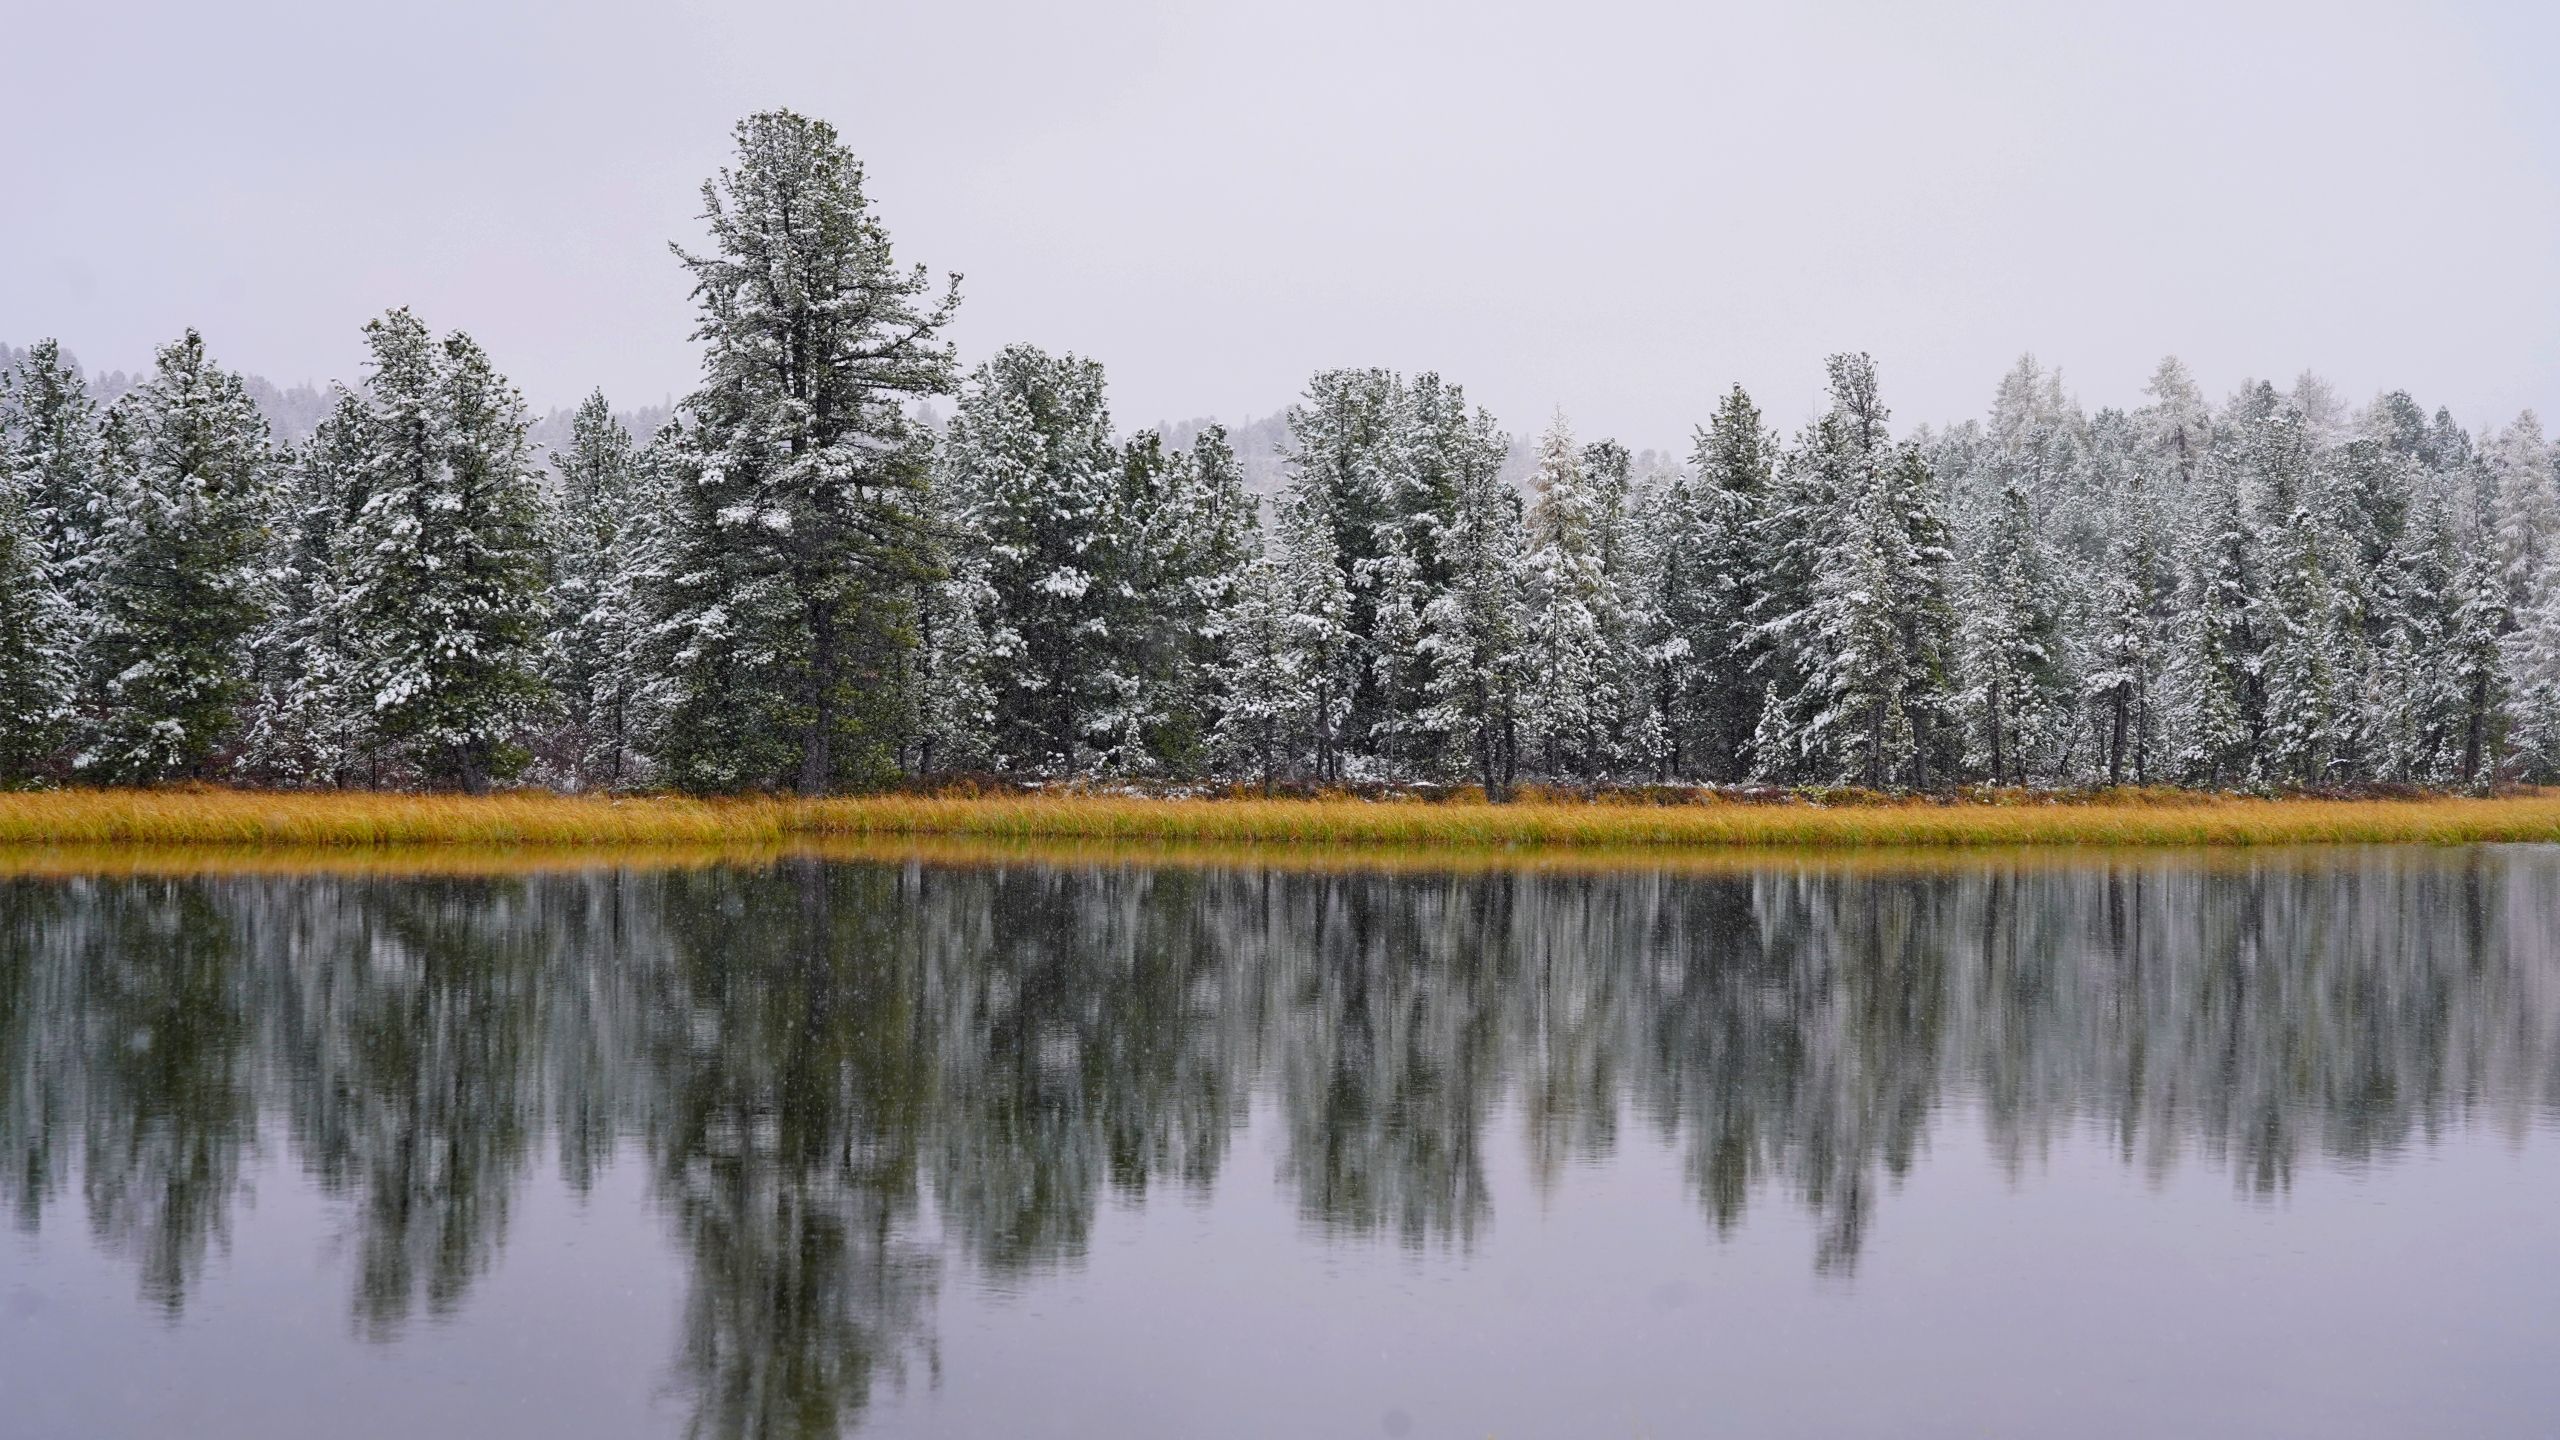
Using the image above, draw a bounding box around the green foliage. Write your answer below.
[80,331,274,782]
[650,109,959,793]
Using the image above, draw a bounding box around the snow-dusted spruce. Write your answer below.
[1208,547,1296,786]
[22,114,2560,797]
[649,109,960,794]
[1412,397,1524,796]
[78,331,276,782]
[541,391,653,788]
[241,389,370,784]
[1633,385,1773,781]
[923,347,1255,778]
[1095,423,1256,775]
[0,345,104,783]
[2081,413,2173,785]
[0,422,73,784]
[1517,417,1617,777]
[335,310,550,792]
[1274,368,1402,773]
[1,341,106,602]
[1270,487,1360,782]
[931,345,1120,772]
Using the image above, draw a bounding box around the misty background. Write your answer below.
[7,0,2558,460]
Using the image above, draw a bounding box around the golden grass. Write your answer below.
[4,788,2560,869]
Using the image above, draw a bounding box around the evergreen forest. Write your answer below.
[6,110,2558,797]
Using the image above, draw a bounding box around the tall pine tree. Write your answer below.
[544,392,652,788]
[79,331,274,782]
[651,110,960,792]
[338,311,549,791]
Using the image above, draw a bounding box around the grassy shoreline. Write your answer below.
[6,787,2560,857]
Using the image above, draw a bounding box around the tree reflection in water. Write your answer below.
[3,850,2558,1431]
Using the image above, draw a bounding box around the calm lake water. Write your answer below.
[3,848,2558,1438]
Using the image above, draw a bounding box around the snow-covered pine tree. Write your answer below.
[78,330,275,782]
[2244,391,2357,786]
[2169,448,2263,788]
[1626,469,1701,781]
[0,437,72,783]
[1371,374,1508,778]
[1518,415,1611,778]
[1210,545,1292,786]
[338,311,550,792]
[1364,519,1435,780]
[934,344,1119,773]
[651,109,960,793]
[2487,412,2557,612]
[1648,386,1774,781]
[2082,412,2174,785]
[337,313,547,789]
[1273,490,1359,781]
[543,391,651,788]
[1752,355,1931,785]
[2138,357,2213,505]
[1579,438,1646,771]
[1981,354,2094,555]
[1093,430,1198,773]
[0,340,106,600]
[2331,395,2432,779]
[1789,440,1959,791]
[907,527,1003,776]
[1415,404,1524,797]
[2505,542,2560,780]
[1958,474,2070,784]
[2445,535,2508,786]
[1117,422,1257,776]
[1280,368,1406,769]
[240,389,369,784]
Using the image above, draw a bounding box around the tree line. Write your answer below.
[6,108,2559,794]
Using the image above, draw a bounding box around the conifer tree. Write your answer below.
[1579,437,1645,769]
[544,392,651,788]
[2414,497,2508,784]
[1279,368,1406,761]
[2505,552,2560,780]
[336,311,550,791]
[1416,406,1524,797]
[1103,424,1256,776]
[79,331,275,782]
[2171,451,2263,788]
[908,536,1002,775]
[1368,375,1493,776]
[1273,491,1359,781]
[651,109,960,792]
[2084,416,2173,785]
[2248,397,2357,785]
[2488,413,2557,610]
[1627,469,1702,780]
[1654,387,1774,780]
[934,344,1118,772]
[1753,355,1942,785]
[0,340,105,596]
[2138,357,2213,503]
[241,391,369,784]
[1959,475,2070,784]
[1211,546,1293,786]
[1519,416,1611,777]
[0,453,71,783]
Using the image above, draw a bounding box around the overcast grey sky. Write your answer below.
[7,0,2558,447]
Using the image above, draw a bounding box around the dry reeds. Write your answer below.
[5,787,2560,861]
